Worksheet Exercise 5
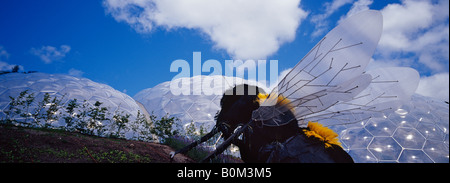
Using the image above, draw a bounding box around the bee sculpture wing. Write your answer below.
[303,67,420,127]
[252,10,384,127]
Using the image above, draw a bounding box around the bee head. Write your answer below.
[215,84,265,135]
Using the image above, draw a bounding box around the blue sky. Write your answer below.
[0,0,448,101]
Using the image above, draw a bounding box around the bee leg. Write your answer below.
[170,126,219,162]
[200,122,252,163]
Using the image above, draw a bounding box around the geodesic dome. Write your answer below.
[333,94,449,163]
[0,72,142,138]
[134,75,267,133]
[135,75,449,163]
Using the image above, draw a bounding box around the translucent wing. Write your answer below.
[252,10,383,126]
[304,67,420,127]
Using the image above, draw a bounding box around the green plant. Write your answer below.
[73,100,90,132]
[149,113,180,143]
[185,121,197,139]
[2,90,35,126]
[86,101,109,136]
[20,91,35,124]
[30,92,51,127]
[110,110,130,138]
[185,122,208,140]
[43,93,65,128]
[63,99,79,131]
[130,110,155,142]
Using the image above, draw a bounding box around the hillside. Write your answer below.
[0,125,194,163]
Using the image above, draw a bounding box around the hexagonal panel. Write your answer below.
[0,79,30,89]
[368,137,402,161]
[388,113,420,128]
[410,108,438,124]
[347,149,377,163]
[393,128,426,149]
[0,87,37,102]
[365,118,397,136]
[29,81,64,93]
[398,149,433,163]
[59,87,92,102]
[340,127,373,149]
[187,106,214,122]
[187,99,218,122]
[435,121,448,136]
[162,99,186,115]
[416,122,445,141]
[0,100,10,111]
[345,118,371,129]
[423,140,449,163]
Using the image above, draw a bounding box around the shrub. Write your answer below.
[0,89,241,162]
[1,90,184,143]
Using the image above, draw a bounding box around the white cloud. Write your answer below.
[325,0,354,12]
[379,1,434,50]
[103,0,308,60]
[366,58,400,71]
[0,61,17,71]
[416,72,449,102]
[278,68,292,82]
[0,46,23,72]
[377,0,449,74]
[339,0,373,22]
[31,45,71,64]
[310,0,354,37]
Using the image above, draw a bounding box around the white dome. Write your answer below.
[135,75,449,163]
[0,72,142,139]
[134,75,267,133]
[334,94,449,163]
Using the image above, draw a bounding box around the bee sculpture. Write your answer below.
[170,10,419,163]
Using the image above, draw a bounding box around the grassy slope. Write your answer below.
[0,125,194,163]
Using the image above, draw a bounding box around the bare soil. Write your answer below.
[0,125,194,163]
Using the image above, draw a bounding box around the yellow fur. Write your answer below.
[303,122,342,148]
[256,93,294,112]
